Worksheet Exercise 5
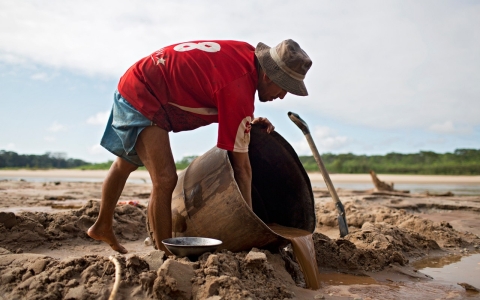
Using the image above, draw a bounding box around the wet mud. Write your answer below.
[1,180,480,299]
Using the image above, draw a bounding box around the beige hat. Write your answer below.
[255,39,312,96]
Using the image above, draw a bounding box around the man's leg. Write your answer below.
[135,125,177,254]
[88,157,138,254]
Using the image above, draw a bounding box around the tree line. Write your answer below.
[0,150,195,171]
[298,149,480,175]
[1,149,479,175]
[0,151,88,169]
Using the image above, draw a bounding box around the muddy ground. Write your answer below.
[1,179,480,299]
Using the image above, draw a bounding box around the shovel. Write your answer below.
[288,111,349,237]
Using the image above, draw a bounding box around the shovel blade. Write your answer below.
[338,215,349,238]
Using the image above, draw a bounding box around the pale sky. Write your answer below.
[1,0,479,163]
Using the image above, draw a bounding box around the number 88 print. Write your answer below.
[173,42,221,53]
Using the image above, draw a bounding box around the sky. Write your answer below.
[1,0,479,163]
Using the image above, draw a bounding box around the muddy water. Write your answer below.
[268,224,321,290]
[318,272,377,285]
[413,252,480,287]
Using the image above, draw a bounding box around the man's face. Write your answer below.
[257,75,288,102]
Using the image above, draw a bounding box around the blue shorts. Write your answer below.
[100,91,153,166]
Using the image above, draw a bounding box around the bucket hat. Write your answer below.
[255,39,312,96]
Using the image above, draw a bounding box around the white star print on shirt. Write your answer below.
[157,57,166,65]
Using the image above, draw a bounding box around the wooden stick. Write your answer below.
[108,256,122,300]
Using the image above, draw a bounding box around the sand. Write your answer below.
[310,173,480,184]
[2,169,480,184]
[0,169,151,181]
[1,170,480,299]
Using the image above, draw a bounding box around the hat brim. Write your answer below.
[255,42,308,96]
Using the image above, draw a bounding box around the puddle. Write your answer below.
[413,252,480,288]
[318,272,377,285]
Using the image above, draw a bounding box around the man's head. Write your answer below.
[255,39,312,102]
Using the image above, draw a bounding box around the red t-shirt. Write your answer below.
[118,40,258,153]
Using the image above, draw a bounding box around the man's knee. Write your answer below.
[112,157,138,174]
[152,171,178,192]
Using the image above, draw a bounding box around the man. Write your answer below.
[87,39,312,254]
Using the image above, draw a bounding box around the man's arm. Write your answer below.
[227,151,252,208]
[226,117,275,208]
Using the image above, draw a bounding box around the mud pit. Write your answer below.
[1,179,480,299]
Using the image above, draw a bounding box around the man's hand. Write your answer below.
[251,117,275,134]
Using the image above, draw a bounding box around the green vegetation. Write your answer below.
[0,150,193,171]
[2,149,479,175]
[299,149,480,175]
[174,156,198,170]
[75,161,113,170]
[0,151,89,169]
[77,160,148,171]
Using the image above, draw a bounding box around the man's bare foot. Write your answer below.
[87,224,128,254]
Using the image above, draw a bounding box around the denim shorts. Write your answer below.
[100,91,153,166]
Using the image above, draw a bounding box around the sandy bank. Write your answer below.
[0,169,151,180]
[310,173,480,184]
[1,169,479,184]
